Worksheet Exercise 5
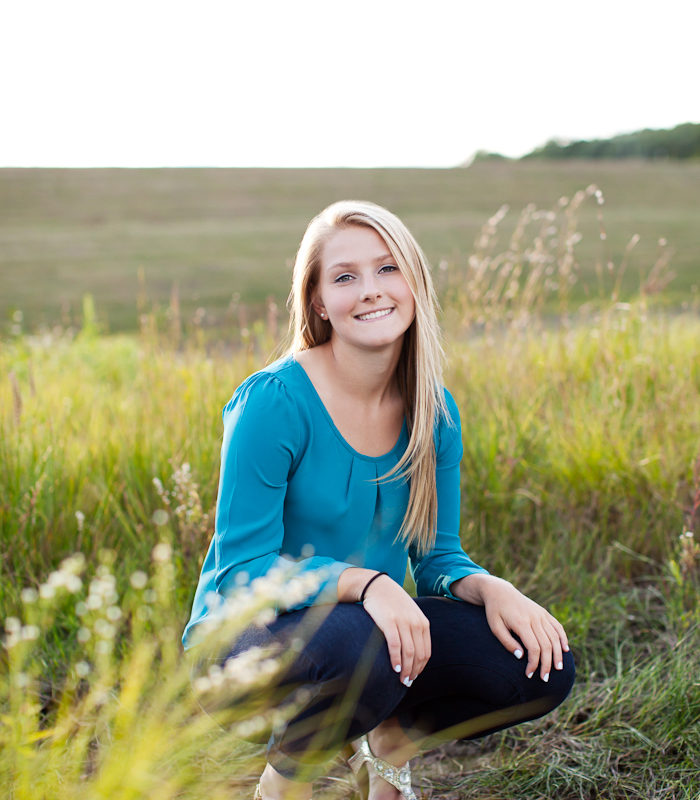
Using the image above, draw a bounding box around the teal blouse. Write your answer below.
[182,353,488,649]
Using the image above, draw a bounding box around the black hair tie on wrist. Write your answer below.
[360,571,388,603]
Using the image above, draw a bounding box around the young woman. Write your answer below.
[182,201,575,800]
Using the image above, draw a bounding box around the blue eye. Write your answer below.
[334,274,352,283]
[379,265,397,273]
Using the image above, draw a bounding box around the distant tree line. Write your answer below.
[471,122,700,162]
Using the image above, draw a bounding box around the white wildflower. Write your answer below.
[15,673,30,688]
[96,565,114,580]
[5,617,21,634]
[21,588,38,604]
[60,553,86,574]
[152,542,172,562]
[152,477,168,502]
[152,509,169,527]
[106,606,122,622]
[85,594,103,611]
[75,511,85,532]
[207,664,224,688]
[21,625,39,641]
[47,570,67,589]
[255,608,275,626]
[77,627,91,643]
[75,661,91,678]
[39,583,55,600]
[130,571,148,589]
[193,676,211,694]
[94,620,115,639]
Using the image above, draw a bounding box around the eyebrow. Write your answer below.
[327,254,395,272]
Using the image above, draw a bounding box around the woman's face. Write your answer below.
[312,225,416,352]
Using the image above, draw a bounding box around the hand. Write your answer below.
[452,574,569,682]
[361,574,432,688]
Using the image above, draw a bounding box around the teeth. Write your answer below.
[357,308,393,321]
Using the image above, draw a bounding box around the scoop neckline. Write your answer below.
[290,353,407,462]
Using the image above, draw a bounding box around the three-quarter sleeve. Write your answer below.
[214,372,354,607]
[409,388,489,598]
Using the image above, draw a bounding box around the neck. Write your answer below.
[324,335,403,406]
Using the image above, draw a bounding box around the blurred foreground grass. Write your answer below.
[1,189,699,799]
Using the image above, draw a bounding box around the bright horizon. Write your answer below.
[2,0,699,168]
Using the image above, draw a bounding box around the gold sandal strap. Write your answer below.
[348,736,417,800]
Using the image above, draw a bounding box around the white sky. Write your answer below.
[2,0,698,167]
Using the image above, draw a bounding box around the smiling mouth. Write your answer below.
[355,308,394,321]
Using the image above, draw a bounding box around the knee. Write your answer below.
[554,650,576,702]
[316,642,407,726]
[529,649,576,710]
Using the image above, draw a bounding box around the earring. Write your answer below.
[320,312,327,319]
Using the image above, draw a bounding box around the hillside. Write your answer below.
[2,161,699,334]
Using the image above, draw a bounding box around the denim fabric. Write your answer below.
[193,596,575,782]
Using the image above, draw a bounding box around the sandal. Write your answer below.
[347,734,418,800]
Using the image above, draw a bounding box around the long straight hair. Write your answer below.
[285,200,451,556]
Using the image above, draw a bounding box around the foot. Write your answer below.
[258,762,313,800]
[364,762,404,800]
[350,734,414,800]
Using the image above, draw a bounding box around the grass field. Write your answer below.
[2,161,699,333]
[1,169,699,798]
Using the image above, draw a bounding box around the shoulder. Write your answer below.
[224,353,300,424]
[434,386,462,464]
[221,355,304,461]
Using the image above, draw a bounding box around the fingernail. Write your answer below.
[526,671,533,679]
[394,665,401,673]
[556,661,563,670]
[564,645,570,652]
[542,673,550,683]
[513,649,523,659]
[402,677,413,687]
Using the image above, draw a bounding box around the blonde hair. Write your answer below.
[285,200,451,556]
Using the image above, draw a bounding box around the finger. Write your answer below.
[533,619,553,682]
[420,618,432,674]
[488,615,527,661]
[384,625,404,681]
[547,621,564,672]
[399,627,416,686]
[518,628,541,679]
[549,614,570,653]
[410,617,431,680]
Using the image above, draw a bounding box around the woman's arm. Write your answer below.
[412,388,569,682]
[450,573,570,682]
[337,566,432,688]
[409,388,489,597]
[214,371,356,604]
[184,371,357,649]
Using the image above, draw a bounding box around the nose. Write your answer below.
[360,276,381,302]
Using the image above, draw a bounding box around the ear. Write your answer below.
[310,292,328,320]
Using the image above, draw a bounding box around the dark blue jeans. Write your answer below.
[195,596,575,781]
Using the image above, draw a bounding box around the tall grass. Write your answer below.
[1,189,699,798]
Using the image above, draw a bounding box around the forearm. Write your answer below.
[449,572,513,605]
[337,566,384,603]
